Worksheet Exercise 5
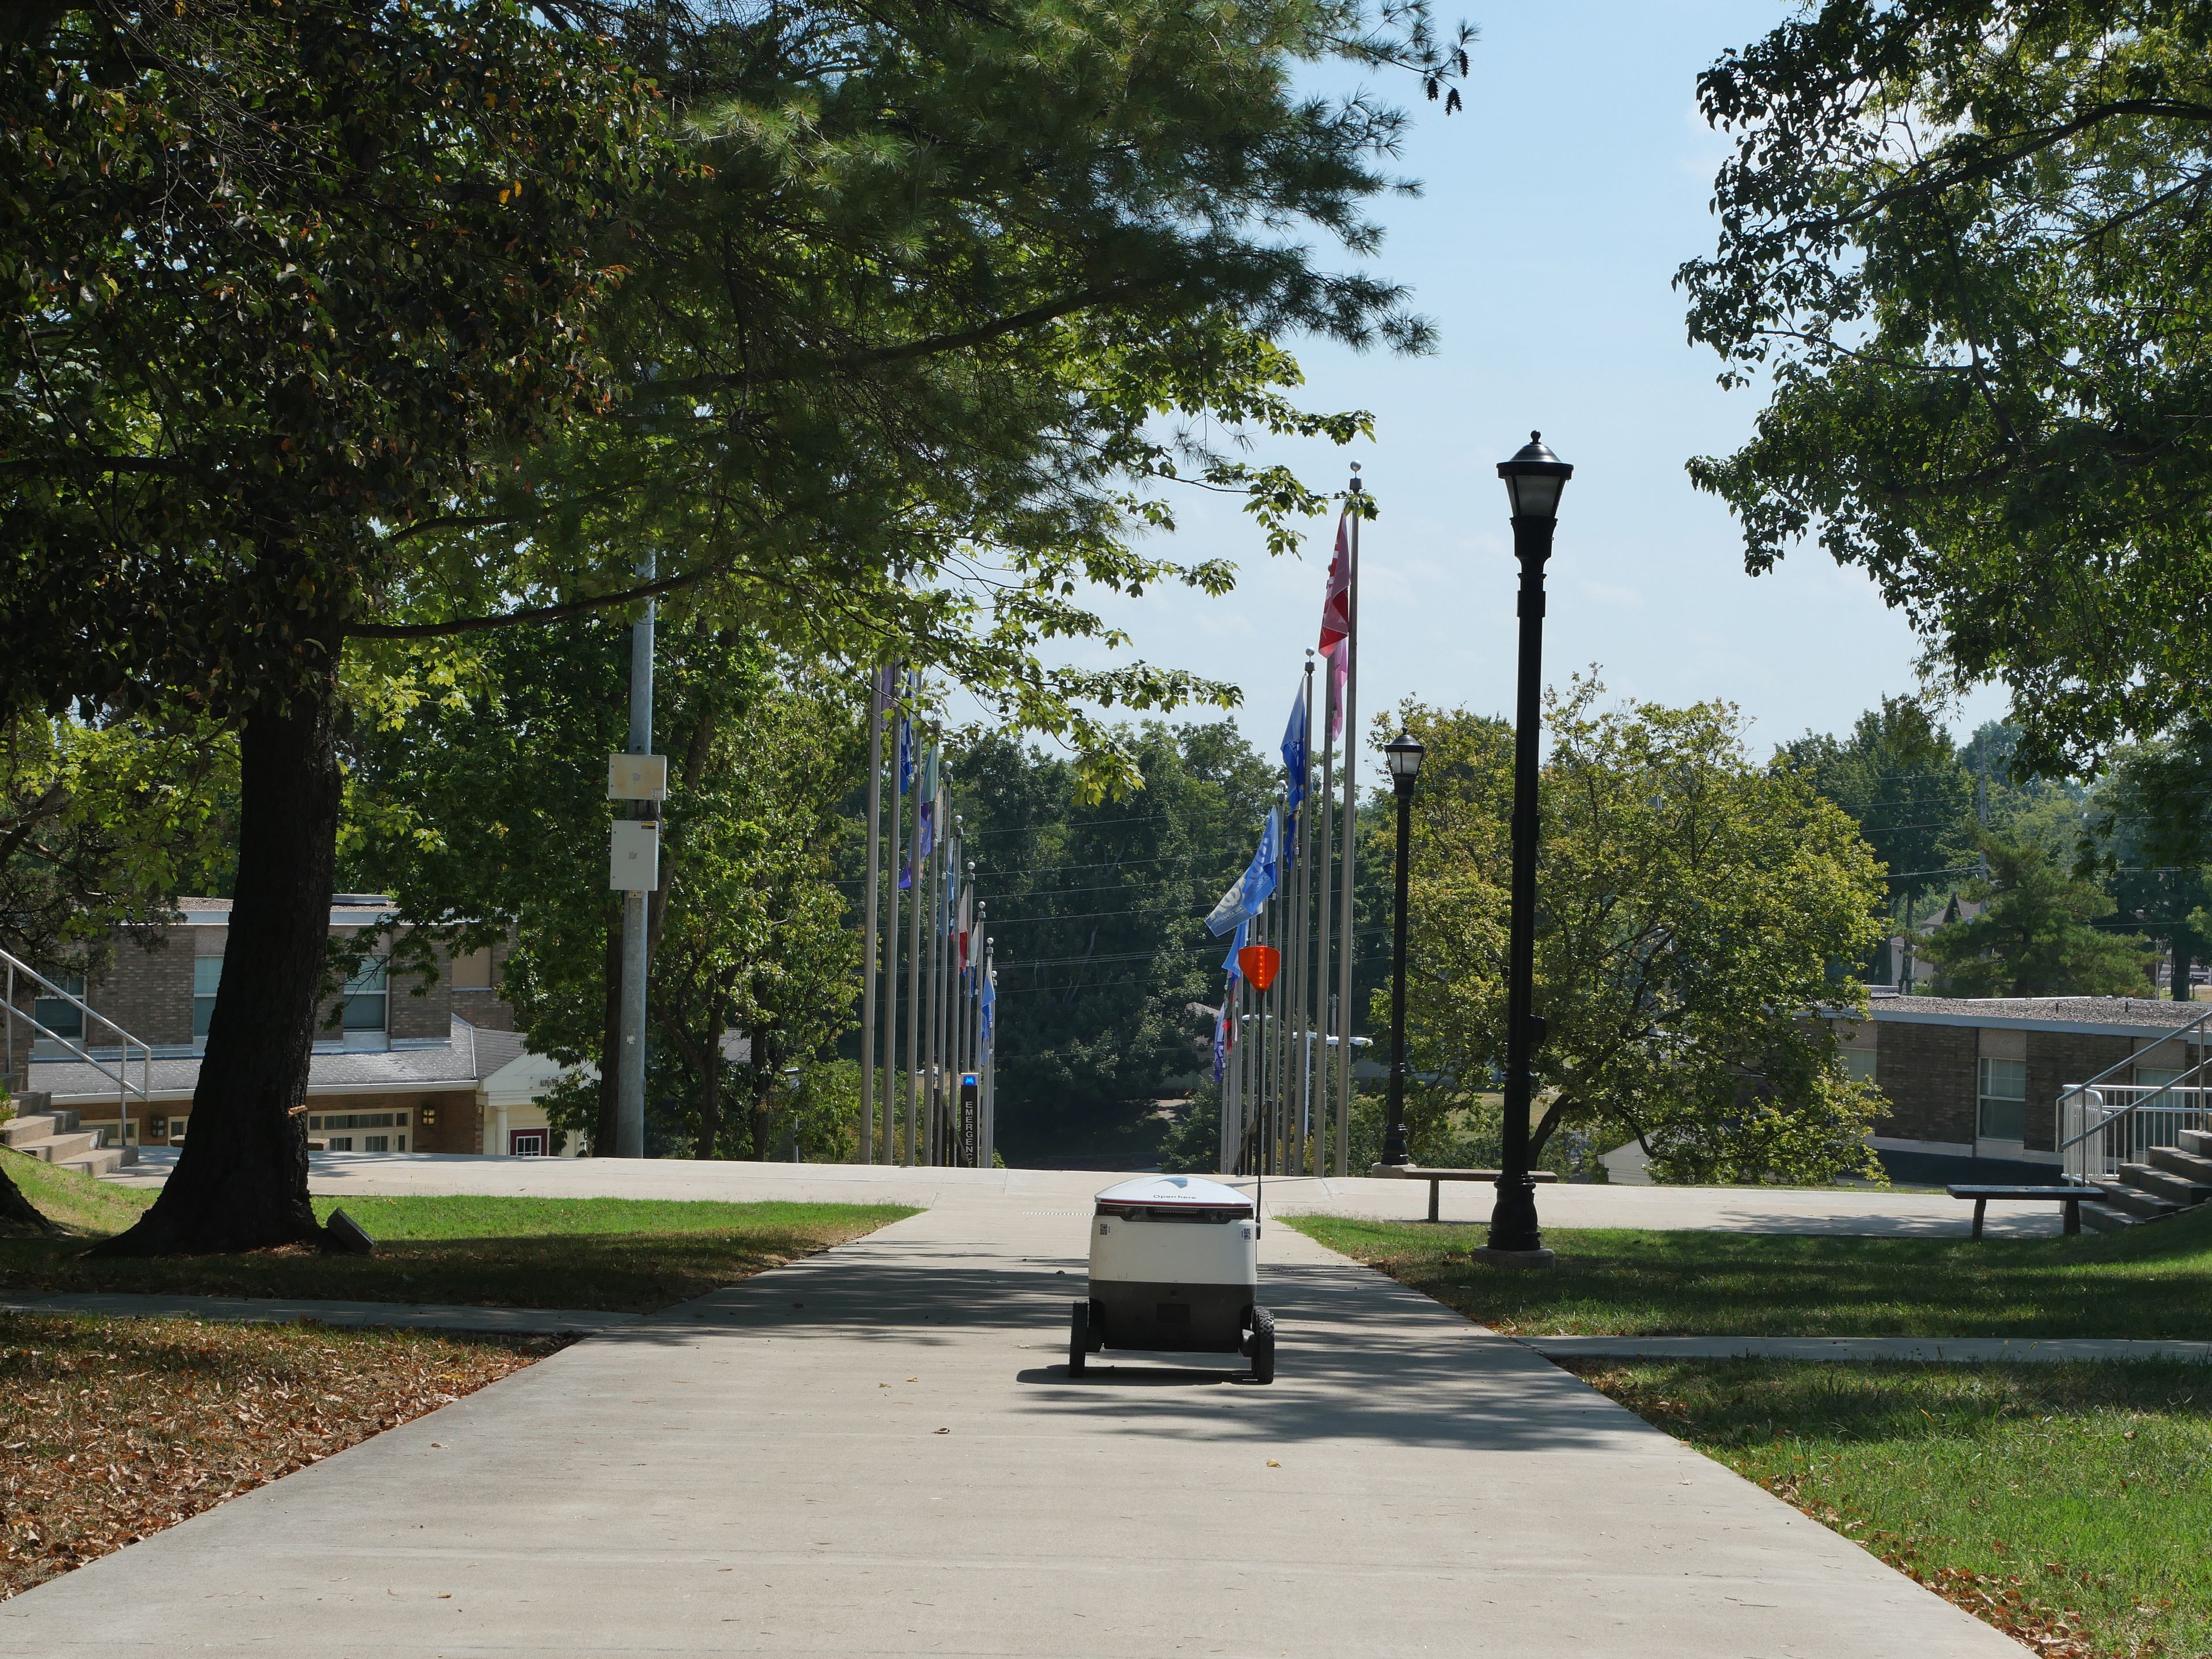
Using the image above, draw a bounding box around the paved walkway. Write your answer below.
[1522,1334,2212,1365]
[0,1291,642,1336]
[1,1200,2023,1656]
[113,1148,2072,1236]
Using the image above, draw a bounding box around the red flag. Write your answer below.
[1319,509,1351,739]
[1319,510,1350,656]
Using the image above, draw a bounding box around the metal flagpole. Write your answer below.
[1299,658,1317,1176]
[924,795,944,1165]
[860,669,884,1164]
[1336,471,1362,1173]
[906,740,927,1168]
[1316,649,1337,1179]
[884,681,904,1165]
[982,941,996,1165]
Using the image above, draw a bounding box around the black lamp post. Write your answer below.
[1380,730,1425,1166]
[1487,432,1570,1263]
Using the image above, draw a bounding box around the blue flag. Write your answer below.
[1222,917,1248,979]
[918,796,935,862]
[1212,1006,1226,1084]
[1281,683,1308,815]
[980,969,997,1046]
[1205,809,1280,936]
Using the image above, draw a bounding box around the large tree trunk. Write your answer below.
[93,691,339,1255]
[0,1158,56,1235]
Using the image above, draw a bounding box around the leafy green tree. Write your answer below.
[1921,837,2154,996]
[1394,684,1890,1185]
[954,721,1277,1162]
[1680,1,2212,774]
[1,2,668,1252]
[3,1,1467,1248]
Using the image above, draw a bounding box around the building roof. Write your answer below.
[30,1016,531,1105]
[167,895,398,928]
[1865,995,2210,1040]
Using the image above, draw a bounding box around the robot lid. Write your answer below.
[1093,1175,1253,1218]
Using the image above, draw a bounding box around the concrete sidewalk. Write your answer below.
[0,1203,2022,1656]
[112,1146,2073,1236]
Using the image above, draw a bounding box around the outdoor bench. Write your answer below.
[1945,1183,2098,1239]
[1370,1165,1562,1222]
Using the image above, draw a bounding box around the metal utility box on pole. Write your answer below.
[610,563,660,1160]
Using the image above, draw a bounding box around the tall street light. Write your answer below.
[1487,432,1570,1265]
[1380,730,1425,1166]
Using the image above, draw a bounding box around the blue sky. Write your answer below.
[1040,1,2011,764]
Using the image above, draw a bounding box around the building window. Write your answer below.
[1841,1048,1877,1085]
[342,958,388,1048]
[1978,1056,2028,1143]
[451,947,494,990]
[510,1128,548,1157]
[193,956,223,1046]
[32,974,86,1043]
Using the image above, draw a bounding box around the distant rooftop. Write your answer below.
[169,895,396,925]
[1868,995,2208,1035]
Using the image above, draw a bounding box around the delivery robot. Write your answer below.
[1070,1174,1274,1382]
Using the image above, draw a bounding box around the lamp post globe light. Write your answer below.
[1486,432,1570,1266]
[1380,731,1425,1167]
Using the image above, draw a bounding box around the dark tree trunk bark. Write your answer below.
[749,1027,776,1160]
[692,994,725,1161]
[0,1158,56,1234]
[94,688,339,1255]
[595,897,623,1156]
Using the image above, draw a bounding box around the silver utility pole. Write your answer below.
[1315,645,1335,1180]
[860,670,884,1164]
[615,555,657,1159]
[905,740,926,1167]
[1335,471,1361,1175]
[884,687,903,1166]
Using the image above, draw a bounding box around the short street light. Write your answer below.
[1380,730,1425,1168]
[1488,432,1570,1266]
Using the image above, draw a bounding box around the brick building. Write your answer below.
[10,896,571,1158]
[1842,994,2206,1183]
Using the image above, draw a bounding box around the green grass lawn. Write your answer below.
[1575,1358,2212,1659]
[0,1149,914,1312]
[1287,1209,2212,1339]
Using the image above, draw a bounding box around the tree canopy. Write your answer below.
[1395,684,1890,1185]
[1681,1,2212,774]
[1920,836,2154,996]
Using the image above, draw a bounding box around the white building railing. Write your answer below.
[2,946,151,1162]
[2061,1082,2212,1183]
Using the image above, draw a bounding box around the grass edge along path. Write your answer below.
[1,1312,569,1603]
[0,1150,918,1313]
[1566,1357,2212,1659]
[1283,1210,2212,1340]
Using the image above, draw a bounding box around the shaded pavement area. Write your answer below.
[0,1202,2025,1656]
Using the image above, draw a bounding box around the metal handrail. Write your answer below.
[2,946,151,1161]
[2055,1003,2212,1153]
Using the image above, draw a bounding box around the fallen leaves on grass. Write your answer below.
[0,1313,569,1601]
[1571,1362,2101,1658]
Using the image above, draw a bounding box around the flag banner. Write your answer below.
[897,712,914,796]
[1212,1005,1227,1083]
[1319,509,1352,740]
[1222,916,1248,979]
[922,743,938,804]
[899,854,912,891]
[1204,808,1280,936]
[878,663,899,719]
[958,887,974,970]
[980,969,997,1044]
[918,796,935,861]
[1281,683,1308,814]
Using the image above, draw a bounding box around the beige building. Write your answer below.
[7,896,573,1158]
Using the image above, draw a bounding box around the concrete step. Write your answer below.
[2081,1201,2139,1233]
[2090,1180,2181,1221]
[2120,1162,2212,1208]
[2179,1127,2212,1159]
[0,1113,64,1149]
[2149,1145,2212,1186]
[55,1144,128,1177]
[10,1128,100,1164]
[7,1090,52,1115]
